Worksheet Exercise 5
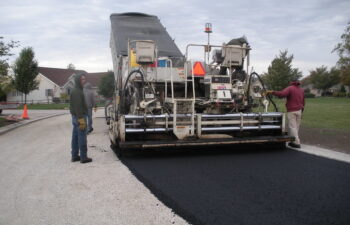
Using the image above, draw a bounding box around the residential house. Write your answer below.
[302,83,322,97]
[63,72,109,102]
[7,67,108,103]
[302,82,349,97]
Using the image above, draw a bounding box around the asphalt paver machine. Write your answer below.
[108,12,293,153]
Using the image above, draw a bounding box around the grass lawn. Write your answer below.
[0,117,6,127]
[270,97,350,131]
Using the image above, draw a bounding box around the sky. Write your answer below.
[1,0,349,76]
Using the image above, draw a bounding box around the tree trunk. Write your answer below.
[25,94,27,105]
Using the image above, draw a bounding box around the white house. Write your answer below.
[7,73,60,103]
[6,67,107,104]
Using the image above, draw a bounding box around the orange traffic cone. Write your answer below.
[22,104,29,119]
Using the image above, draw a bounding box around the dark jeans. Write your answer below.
[87,108,93,131]
[71,115,88,159]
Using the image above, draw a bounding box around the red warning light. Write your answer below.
[193,61,206,76]
[205,23,212,33]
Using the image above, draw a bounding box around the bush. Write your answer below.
[53,97,61,103]
[60,93,70,103]
[305,93,315,98]
[322,91,333,96]
[332,92,347,97]
[340,85,346,93]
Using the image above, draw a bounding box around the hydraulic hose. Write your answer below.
[247,72,279,112]
[123,69,145,95]
[121,69,145,114]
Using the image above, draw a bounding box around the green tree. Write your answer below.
[13,47,39,104]
[0,75,14,96]
[67,63,76,70]
[0,37,19,99]
[0,37,19,76]
[340,85,346,93]
[98,71,115,98]
[262,50,302,90]
[333,21,350,87]
[309,66,340,95]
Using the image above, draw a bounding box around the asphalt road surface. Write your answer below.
[122,145,350,225]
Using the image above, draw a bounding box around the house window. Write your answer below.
[13,90,22,96]
[45,89,53,97]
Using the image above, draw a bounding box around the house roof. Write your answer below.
[38,67,87,87]
[38,67,108,88]
[86,72,109,87]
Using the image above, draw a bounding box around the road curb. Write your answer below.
[293,144,350,164]
[0,112,69,135]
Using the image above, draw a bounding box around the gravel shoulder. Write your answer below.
[0,111,188,225]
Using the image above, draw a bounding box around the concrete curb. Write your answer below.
[0,112,69,135]
[292,144,350,164]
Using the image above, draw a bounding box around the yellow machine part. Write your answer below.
[129,49,139,68]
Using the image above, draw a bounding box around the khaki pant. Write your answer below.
[287,110,302,145]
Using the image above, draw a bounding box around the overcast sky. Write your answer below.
[1,0,349,76]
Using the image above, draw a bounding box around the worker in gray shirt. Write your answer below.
[83,82,97,134]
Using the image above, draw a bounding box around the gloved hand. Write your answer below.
[77,118,86,131]
[93,107,97,112]
[265,90,274,96]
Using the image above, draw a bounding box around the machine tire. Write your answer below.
[110,141,124,158]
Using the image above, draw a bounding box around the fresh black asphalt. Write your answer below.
[121,146,350,225]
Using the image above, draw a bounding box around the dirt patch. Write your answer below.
[300,126,350,154]
[0,119,16,128]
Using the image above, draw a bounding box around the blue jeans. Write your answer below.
[71,115,88,159]
[87,108,93,131]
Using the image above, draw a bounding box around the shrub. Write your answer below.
[305,93,315,98]
[340,85,346,93]
[60,93,70,103]
[322,91,333,96]
[332,92,347,97]
[53,97,61,103]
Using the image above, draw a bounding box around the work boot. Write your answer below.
[288,142,301,148]
[71,156,80,162]
[80,157,93,163]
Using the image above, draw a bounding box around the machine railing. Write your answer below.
[121,112,285,137]
[163,58,197,139]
